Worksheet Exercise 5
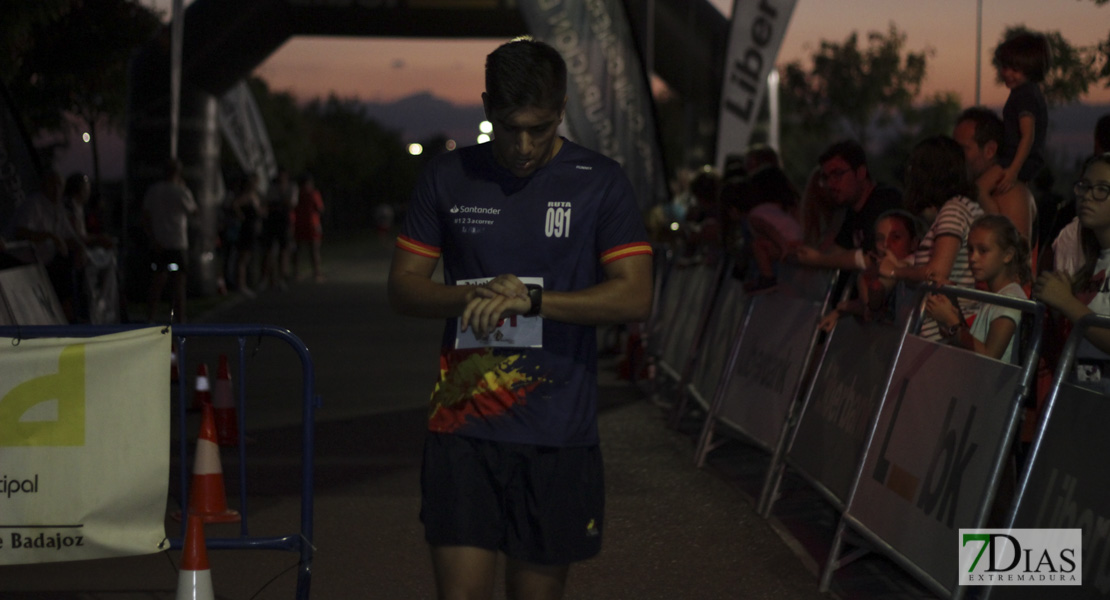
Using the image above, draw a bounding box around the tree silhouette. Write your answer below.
[780,23,929,148]
[1,0,160,187]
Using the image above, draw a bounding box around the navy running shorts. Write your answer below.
[420,432,604,565]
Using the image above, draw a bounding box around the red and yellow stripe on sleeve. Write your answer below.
[600,242,653,265]
[396,235,441,259]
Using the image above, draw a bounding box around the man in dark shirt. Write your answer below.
[794,139,903,272]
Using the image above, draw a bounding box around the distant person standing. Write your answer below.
[992,31,1051,195]
[292,173,325,283]
[7,170,81,319]
[232,173,265,297]
[142,159,197,323]
[259,168,297,291]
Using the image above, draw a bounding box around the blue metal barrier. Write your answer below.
[0,323,319,600]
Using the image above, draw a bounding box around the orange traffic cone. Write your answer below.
[178,402,240,523]
[176,515,215,600]
[212,355,239,446]
[190,363,211,412]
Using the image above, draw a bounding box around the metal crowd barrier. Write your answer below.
[984,314,1110,600]
[0,323,318,600]
[817,283,1044,598]
[693,263,838,468]
[646,262,1086,597]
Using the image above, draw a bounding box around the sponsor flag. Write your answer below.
[715,0,797,169]
[218,80,277,186]
[520,0,668,210]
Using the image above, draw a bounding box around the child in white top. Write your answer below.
[926,214,1031,363]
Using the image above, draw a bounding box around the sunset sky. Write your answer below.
[66,1,1109,179]
[229,0,1110,108]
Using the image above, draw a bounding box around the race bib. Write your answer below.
[455,277,543,349]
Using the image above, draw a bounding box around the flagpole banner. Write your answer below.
[715,0,797,169]
[0,327,170,565]
[519,0,669,210]
[218,80,277,185]
[0,265,67,326]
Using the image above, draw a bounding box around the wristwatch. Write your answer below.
[525,284,543,317]
[941,322,962,337]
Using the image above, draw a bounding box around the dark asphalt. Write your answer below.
[0,234,932,599]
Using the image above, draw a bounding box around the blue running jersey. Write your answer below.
[397,139,652,446]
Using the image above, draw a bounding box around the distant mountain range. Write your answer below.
[1041,101,1110,165]
[363,92,1108,166]
[361,92,486,146]
[56,92,1110,182]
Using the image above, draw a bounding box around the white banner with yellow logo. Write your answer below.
[0,327,169,564]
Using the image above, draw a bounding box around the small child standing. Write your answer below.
[819,210,920,331]
[992,31,1051,194]
[926,214,1031,363]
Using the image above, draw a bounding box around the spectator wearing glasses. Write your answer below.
[793,139,903,273]
[1035,153,1110,393]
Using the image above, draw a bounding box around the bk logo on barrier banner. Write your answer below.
[959,529,1081,586]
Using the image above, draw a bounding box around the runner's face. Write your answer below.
[485,101,565,178]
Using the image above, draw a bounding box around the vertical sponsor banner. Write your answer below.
[715,0,797,169]
[847,336,1021,594]
[788,317,902,506]
[0,82,42,229]
[218,80,277,185]
[520,0,668,210]
[0,328,169,564]
[989,383,1110,597]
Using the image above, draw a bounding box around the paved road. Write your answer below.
[0,234,930,599]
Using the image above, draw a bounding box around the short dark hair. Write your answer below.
[818,139,867,172]
[746,165,799,211]
[485,37,567,113]
[958,106,1004,148]
[993,31,1051,83]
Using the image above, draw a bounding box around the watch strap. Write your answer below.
[525,284,542,317]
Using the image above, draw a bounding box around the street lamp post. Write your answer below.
[975,0,982,105]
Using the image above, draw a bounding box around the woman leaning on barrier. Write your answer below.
[1034,152,1110,394]
[879,135,985,340]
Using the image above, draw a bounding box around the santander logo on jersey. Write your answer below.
[450,205,502,215]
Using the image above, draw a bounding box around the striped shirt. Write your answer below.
[915,195,984,340]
